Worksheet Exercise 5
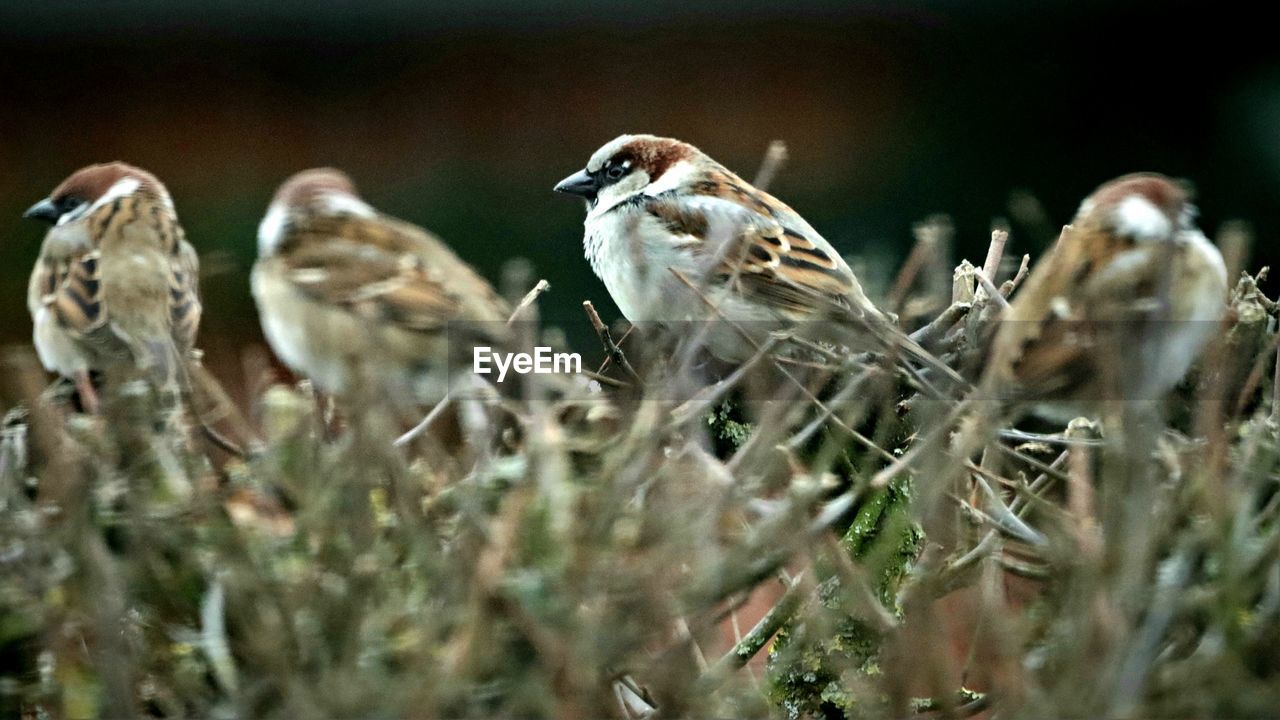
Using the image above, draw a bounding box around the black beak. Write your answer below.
[23,198,60,224]
[553,169,599,199]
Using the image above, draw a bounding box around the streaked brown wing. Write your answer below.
[278,237,461,333]
[993,225,1145,399]
[283,211,511,330]
[643,193,855,316]
[169,236,203,355]
[41,249,106,336]
[32,243,136,367]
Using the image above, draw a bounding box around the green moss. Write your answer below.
[768,478,921,719]
[708,400,755,455]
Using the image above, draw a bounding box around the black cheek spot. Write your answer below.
[68,289,100,323]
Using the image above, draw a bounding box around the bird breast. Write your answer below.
[583,204,711,323]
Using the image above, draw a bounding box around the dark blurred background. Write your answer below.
[2,1,1276,394]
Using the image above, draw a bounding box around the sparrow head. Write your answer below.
[554,134,701,213]
[1074,172,1196,242]
[24,162,172,226]
[270,168,363,211]
[259,168,374,256]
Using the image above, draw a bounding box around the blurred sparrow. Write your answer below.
[554,134,901,363]
[980,172,1228,417]
[253,168,510,402]
[24,162,201,412]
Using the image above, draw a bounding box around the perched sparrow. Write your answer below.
[24,163,201,412]
[253,168,510,402]
[980,172,1228,418]
[554,134,899,363]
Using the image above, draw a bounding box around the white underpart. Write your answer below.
[57,177,141,226]
[1184,229,1228,294]
[1144,228,1228,395]
[1114,194,1172,240]
[584,194,770,323]
[32,305,87,376]
[257,203,288,256]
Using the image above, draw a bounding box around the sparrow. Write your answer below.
[24,162,202,413]
[978,172,1228,421]
[553,134,901,364]
[252,168,511,403]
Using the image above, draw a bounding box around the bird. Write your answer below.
[553,133,908,365]
[252,168,511,405]
[977,172,1228,422]
[23,162,202,414]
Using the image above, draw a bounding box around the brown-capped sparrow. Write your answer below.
[554,134,913,365]
[24,162,202,413]
[979,172,1227,419]
[253,168,511,403]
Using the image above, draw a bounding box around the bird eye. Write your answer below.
[57,195,84,213]
[605,163,627,181]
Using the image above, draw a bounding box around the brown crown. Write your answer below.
[49,162,168,205]
[272,168,360,208]
[1083,172,1190,219]
[610,136,698,179]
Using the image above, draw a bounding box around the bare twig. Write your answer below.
[912,690,991,716]
[997,428,1106,447]
[394,397,453,448]
[1272,343,1280,425]
[507,279,550,324]
[981,229,1009,284]
[1000,254,1031,297]
[888,233,937,311]
[752,140,789,191]
[703,573,808,683]
[909,302,971,348]
[1065,419,1102,561]
[670,336,781,425]
[974,272,1011,311]
[583,301,643,386]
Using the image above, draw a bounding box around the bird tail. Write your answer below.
[177,353,258,458]
[142,338,253,457]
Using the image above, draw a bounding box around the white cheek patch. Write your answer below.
[1114,194,1172,240]
[589,171,652,219]
[257,203,288,256]
[55,203,88,226]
